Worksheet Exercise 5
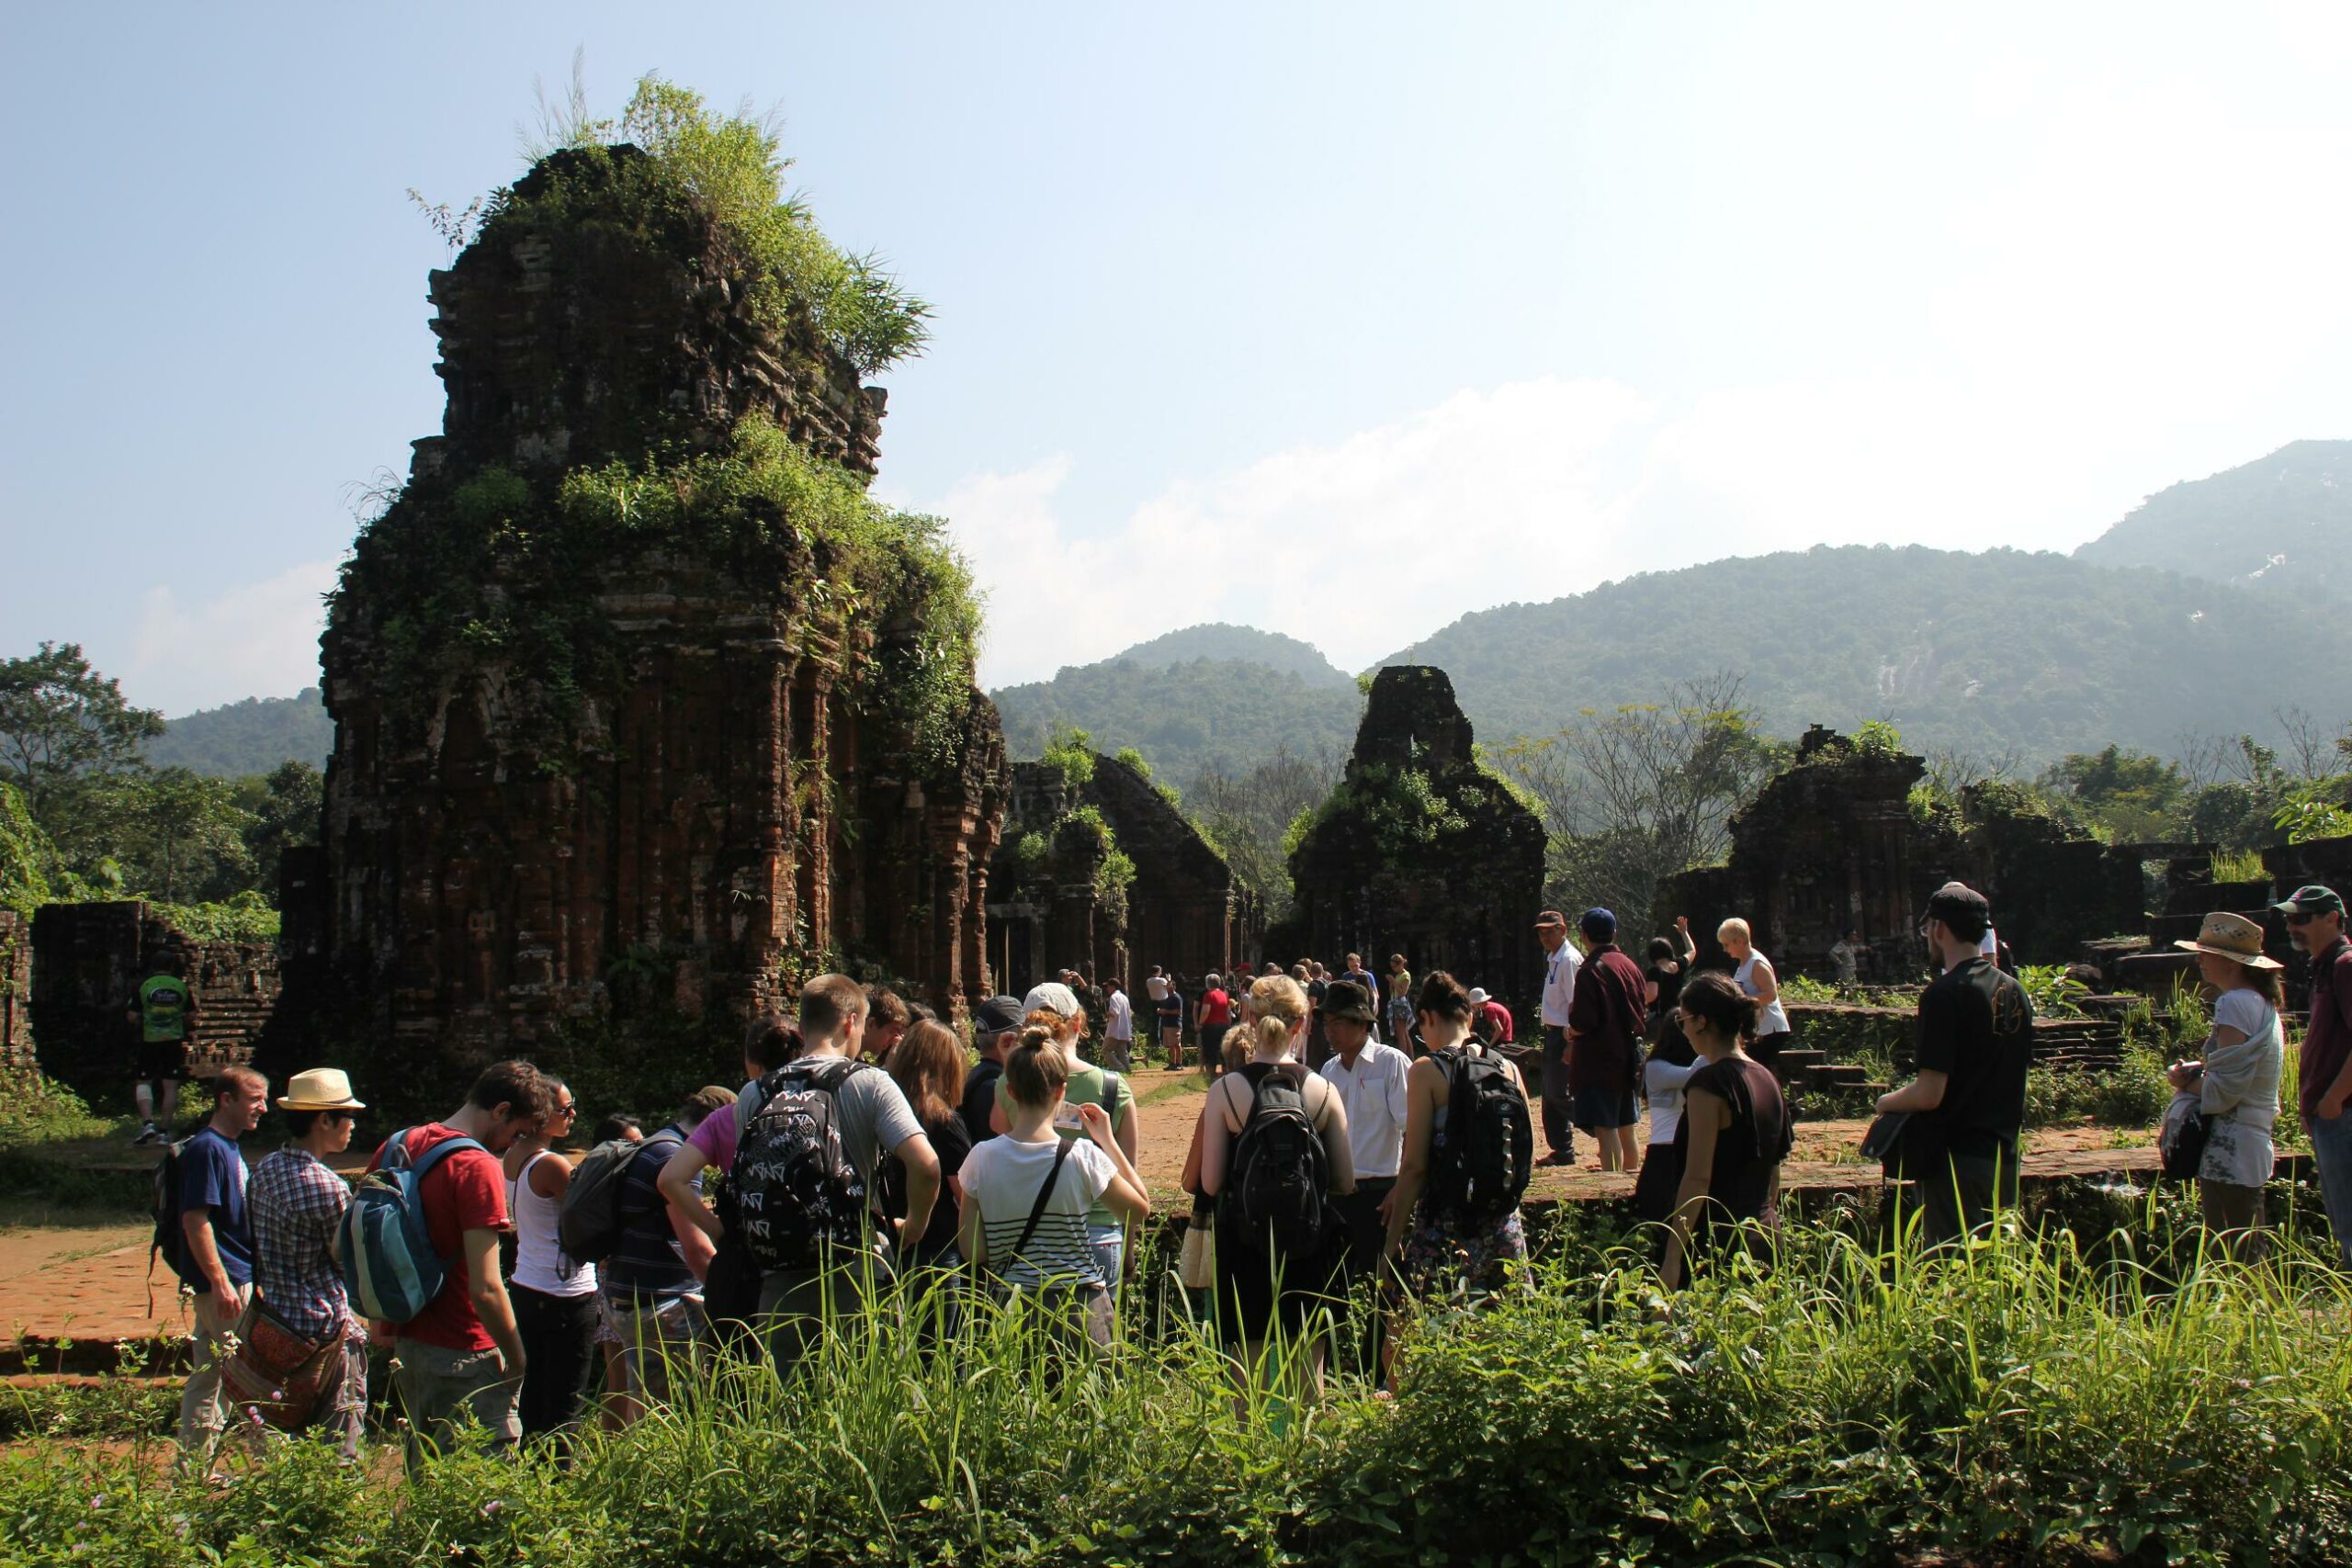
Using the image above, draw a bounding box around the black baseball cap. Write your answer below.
[973,995,1025,1034]
[1322,980,1375,1023]
[1924,881,1990,926]
[2274,884,2346,919]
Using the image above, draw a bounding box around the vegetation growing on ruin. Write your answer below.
[343,415,982,776]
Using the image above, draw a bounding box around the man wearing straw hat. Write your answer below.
[249,1067,370,1456]
[2277,884,2352,1267]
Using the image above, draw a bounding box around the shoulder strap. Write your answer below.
[406,1133,485,1183]
[1099,1069,1121,1114]
[1011,1140,1076,1259]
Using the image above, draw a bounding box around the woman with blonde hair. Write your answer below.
[1198,972,1354,1409]
[959,1025,1150,1347]
[2164,911,2286,1254]
[991,982,1144,1302]
[882,1019,974,1271]
[1717,918,1792,1074]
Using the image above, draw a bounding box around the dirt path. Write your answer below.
[0,1223,181,1348]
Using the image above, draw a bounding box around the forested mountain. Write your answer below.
[2075,440,2352,604]
[1103,624,1356,688]
[992,655,1362,784]
[146,689,332,777]
[1385,546,2352,759]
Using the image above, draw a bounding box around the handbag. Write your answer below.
[2161,1091,2211,1182]
[1860,1111,1915,1179]
[1177,1207,1216,1292]
[220,1295,346,1431]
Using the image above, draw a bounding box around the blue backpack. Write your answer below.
[337,1128,485,1324]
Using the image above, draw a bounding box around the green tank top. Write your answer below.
[138,974,191,1043]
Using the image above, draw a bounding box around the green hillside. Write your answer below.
[1105,623,1355,688]
[992,656,1362,784]
[146,689,332,777]
[2075,439,2352,603]
[1384,545,2352,759]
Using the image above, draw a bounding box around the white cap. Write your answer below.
[1022,981,1080,1019]
[1467,987,1490,1006]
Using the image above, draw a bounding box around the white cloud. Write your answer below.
[127,561,335,716]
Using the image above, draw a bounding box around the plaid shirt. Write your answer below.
[250,1145,356,1340]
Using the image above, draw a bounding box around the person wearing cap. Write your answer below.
[1567,908,1648,1173]
[1155,972,1187,1069]
[1875,882,2035,1247]
[1534,910,1582,1166]
[248,1067,369,1458]
[992,980,1144,1303]
[2277,884,2352,1266]
[962,995,1025,1145]
[1468,987,1514,1046]
[2163,911,2286,1255]
[1317,981,1408,1282]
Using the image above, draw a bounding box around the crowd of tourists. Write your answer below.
[140,877,2351,1468]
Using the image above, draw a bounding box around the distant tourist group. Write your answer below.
[139,876,2352,1466]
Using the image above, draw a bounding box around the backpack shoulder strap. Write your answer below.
[1011,1140,1076,1260]
[405,1134,485,1183]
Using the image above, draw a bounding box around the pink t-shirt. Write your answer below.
[685,1105,740,1173]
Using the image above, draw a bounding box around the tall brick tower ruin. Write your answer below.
[304,134,1004,1090]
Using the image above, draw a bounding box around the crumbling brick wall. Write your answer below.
[28,901,280,1094]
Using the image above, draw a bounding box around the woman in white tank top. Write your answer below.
[502,1078,599,1439]
[1717,919,1792,1070]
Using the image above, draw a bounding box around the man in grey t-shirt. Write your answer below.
[749,975,939,1372]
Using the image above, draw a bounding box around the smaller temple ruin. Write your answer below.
[27,901,281,1093]
[1665,726,2146,977]
[986,752,1261,997]
[1284,667,1546,1018]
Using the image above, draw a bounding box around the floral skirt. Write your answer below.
[1401,1206,1528,1298]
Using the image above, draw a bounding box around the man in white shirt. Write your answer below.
[1536,909,1582,1166]
[1102,980,1134,1072]
[1316,980,1408,1344]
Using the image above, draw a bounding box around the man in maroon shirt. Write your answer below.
[365,1060,554,1463]
[1566,908,1650,1172]
[2278,885,2352,1268]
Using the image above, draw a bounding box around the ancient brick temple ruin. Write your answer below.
[987,752,1261,997]
[1284,667,1545,1017]
[1666,725,2143,978]
[294,143,1006,1080]
[26,902,281,1089]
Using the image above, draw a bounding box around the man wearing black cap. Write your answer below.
[960,996,1025,1145]
[1875,881,2035,1247]
[2278,884,2352,1266]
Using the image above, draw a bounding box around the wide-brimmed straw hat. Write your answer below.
[2172,911,2284,970]
[277,1067,367,1111]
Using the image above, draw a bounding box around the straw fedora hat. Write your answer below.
[277,1067,367,1111]
[2172,911,2284,970]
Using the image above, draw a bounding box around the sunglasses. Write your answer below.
[553,1101,578,1116]
[322,1110,356,1124]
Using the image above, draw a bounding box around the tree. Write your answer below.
[105,768,255,904]
[1498,673,1785,927]
[2036,745,2190,842]
[232,760,323,894]
[0,643,164,817]
[1187,745,1341,920]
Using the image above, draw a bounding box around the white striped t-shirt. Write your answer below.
[959,1134,1115,1289]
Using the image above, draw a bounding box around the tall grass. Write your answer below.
[7,1214,2352,1565]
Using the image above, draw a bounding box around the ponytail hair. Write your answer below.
[1678,971,1757,1045]
[1246,974,1308,1056]
[1417,970,1473,1024]
[1003,1023,1073,1108]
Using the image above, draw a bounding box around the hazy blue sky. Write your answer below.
[6,3,2351,713]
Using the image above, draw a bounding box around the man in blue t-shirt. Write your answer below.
[174,1066,268,1456]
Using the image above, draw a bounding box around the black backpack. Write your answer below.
[559,1129,684,1266]
[1222,1068,1329,1258]
[148,1135,195,1286]
[1428,1045,1532,1223]
[734,1059,870,1271]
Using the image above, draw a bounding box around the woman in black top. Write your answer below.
[882,1021,975,1270]
[1660,972,1792,1289]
